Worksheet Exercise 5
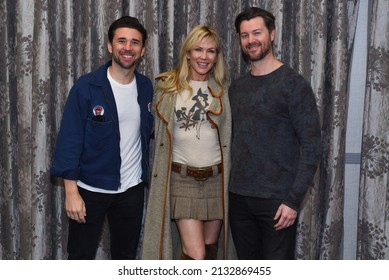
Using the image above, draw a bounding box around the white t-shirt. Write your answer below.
[78,69,142,193]
[172,80,221,167]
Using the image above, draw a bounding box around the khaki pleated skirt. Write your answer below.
[170,170,223,221]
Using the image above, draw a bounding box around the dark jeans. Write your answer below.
[229,192,296,260]
[67,183,145,260]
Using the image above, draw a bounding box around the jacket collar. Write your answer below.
[207,77,223,98]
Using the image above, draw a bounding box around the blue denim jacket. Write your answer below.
[50,61,153,190]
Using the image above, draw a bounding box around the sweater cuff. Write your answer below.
[282,199,299,212]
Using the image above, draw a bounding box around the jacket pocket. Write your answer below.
[85,119,115,151]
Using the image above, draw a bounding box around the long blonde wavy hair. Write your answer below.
[156,25,227,96]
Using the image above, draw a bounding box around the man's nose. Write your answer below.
[248,33,256,43]
[124,41,133,50]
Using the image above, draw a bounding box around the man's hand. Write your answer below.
[64,179,86,223]
[273,203,297,231]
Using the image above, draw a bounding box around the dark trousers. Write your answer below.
[229,192,296,260]
[67,183,144,260]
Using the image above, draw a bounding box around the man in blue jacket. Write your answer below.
[51,16,153,260]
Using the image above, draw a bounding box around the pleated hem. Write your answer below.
[171,196,223,220]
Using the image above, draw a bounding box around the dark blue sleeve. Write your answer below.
[50,82,88,180]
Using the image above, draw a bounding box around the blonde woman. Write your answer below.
[142,25,233,260]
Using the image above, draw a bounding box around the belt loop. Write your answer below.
[212,165,218,177]
[180,164,187,178]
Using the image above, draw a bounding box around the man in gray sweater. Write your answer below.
[229,7,321,260]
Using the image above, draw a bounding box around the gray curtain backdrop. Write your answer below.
[0,0,386,260]
[357,0,389,260]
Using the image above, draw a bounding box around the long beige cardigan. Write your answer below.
[141,76,235,259]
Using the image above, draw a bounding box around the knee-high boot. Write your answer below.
[179,252,194,260]
[205,243,218,260]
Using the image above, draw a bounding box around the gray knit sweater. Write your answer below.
[228,65,321,211]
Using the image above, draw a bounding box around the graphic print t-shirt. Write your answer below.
[172,80,221,167]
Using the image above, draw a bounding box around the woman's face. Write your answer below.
[187,37,217,81]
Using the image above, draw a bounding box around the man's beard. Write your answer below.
[241,41,272,63]
[112,51,141,69]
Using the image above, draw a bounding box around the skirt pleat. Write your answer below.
[170,171,222,220]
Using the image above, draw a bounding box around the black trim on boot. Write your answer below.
[179,252,194,260]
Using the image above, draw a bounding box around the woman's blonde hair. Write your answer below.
[156,25,227,95]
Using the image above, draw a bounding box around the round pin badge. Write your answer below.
[93,105,104,116]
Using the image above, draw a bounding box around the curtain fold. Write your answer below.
[316,0,359,260]
[357,0,389,260]
[0,0,380,260]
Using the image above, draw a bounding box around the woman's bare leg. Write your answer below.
[176,219,222,259]
[176,219,205,259]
